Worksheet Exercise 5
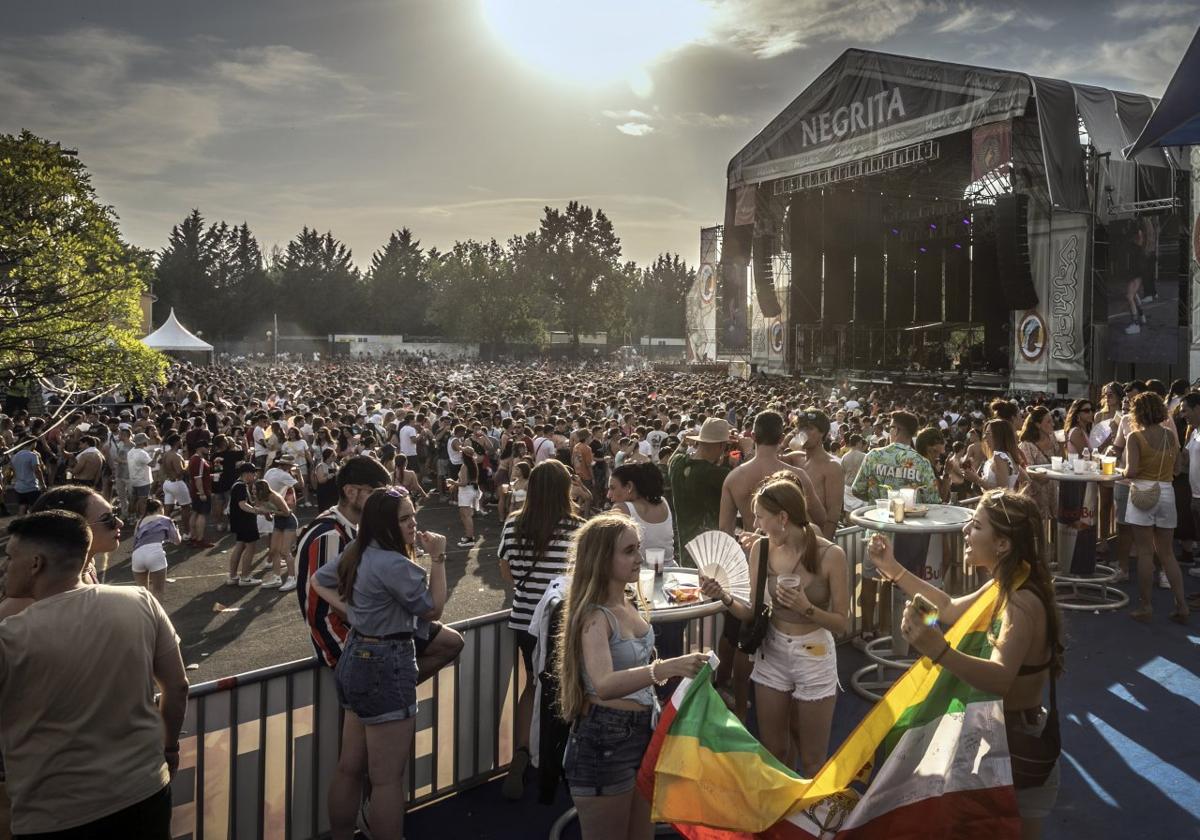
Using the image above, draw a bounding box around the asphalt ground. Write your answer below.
[2,495,511,684]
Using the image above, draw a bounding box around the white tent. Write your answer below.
[142,308,214,353]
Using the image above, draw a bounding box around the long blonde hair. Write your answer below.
[554,514,642,723]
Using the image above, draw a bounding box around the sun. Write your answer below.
[480,0,713,92]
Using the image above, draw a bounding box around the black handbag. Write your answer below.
[1006,675,1061,789]
[736,541,772,655]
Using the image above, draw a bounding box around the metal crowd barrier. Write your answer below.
[169,609,724,840]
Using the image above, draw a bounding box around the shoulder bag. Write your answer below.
[1130,428,1168,511]
[736,540,772,655]
[1006,674,1061,789]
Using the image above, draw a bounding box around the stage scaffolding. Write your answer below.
[793,322,989,374]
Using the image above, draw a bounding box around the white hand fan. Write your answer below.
[686,530,751,602]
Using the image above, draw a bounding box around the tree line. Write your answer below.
[154,200,695,349]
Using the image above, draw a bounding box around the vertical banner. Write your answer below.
[971,121,1011,183]
[687,228,719,362]
[1045,211,1089,384]
[1190,147,1200,380]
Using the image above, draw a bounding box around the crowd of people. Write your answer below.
[0,357,1197,838]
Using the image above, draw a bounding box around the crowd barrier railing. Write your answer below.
[171,505,984,839]
[170,608,723,840]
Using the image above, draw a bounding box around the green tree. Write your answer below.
[534,201,623,348]
[427,238,543,352]
[642,252,693,337]
[366,228,430,334]
[277,227,364,333]
[0,130,166,390]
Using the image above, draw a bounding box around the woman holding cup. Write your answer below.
[699,472,849,775]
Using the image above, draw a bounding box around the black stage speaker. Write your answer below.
[885,240,915,326]
[790,193,822,322]
[854,192,885,322]
[753,235,782,318]
[995,193,1038,310]
[822,190,853,324]
[1056,377,1069,395]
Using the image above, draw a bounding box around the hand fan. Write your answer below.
[685,530,751,602]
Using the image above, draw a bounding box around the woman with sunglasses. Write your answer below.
[870,490,1064,837]
[310,485,446,840]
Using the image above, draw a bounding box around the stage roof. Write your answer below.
[726,49,1176,221]
[1125,25,1200,158]
[142,309,213,352]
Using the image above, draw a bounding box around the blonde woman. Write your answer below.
[700,471,849,776]
[555,514,706,839]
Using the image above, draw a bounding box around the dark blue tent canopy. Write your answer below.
[1125,24,1200,158]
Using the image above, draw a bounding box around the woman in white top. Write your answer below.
[967,419,1023,491]
[281,426,312,506]
[607,463,674,567]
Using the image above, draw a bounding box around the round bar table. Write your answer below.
[848,504,973,701]
[1026,464,1129,611]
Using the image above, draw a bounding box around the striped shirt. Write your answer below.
[500,514,582,632]
[295,506,355,667]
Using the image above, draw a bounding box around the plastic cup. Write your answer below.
[1101,456,1116,476]
[1050,456,1063,470]
[638,568,656,603]
[1072,458,1087,474]
[899,488,917,510]
[875,498,891,511]
[777,574,801,590]
[646,548,666,574]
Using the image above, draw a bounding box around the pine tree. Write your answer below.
[366,228,429,335]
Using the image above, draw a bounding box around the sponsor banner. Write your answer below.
[730,51,1029,187]
[972,121,1011,183]
[687,228,720,362]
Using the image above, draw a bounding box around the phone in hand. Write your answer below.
[911,592,939,626]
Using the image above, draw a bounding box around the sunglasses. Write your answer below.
[93,512,120,529]
[382,485,410,498]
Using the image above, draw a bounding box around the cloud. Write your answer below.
[616,122,656,136]
[1111,1,1194,20]
[709,0,938,57]
[0,27,383,180]
[933,6,1054,33]
[602,109,654,120]
[1023,22,1194,91]
[673,112,753,128]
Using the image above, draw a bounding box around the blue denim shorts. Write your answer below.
[334,634,419,724]
[563,705,653,797]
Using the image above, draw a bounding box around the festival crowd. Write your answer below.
[0,357,1197,838]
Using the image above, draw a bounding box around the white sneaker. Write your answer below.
[1141,294,1156,303]
[279,577,298,592]
[1189,565,1200,578]
[1157,571,1170,589]
[457,537,475,547]
[261,574,283,589]
[224,575,239,586]
[239,576,262,587]
[1125,323,1142,335]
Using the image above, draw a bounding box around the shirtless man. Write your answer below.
[717,410,828,718]
[70,436,106,490]
[160,432,193,540]
[781,410,844,538]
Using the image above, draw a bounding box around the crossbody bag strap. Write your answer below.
[752,538,770,610]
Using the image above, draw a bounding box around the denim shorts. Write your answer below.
[334,634,419,724]
[273,512,299,531]
[563,705,653,797]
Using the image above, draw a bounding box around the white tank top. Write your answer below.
[983,451,1019,490]
[623,501,676,566]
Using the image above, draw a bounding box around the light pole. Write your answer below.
[266,329,275,362]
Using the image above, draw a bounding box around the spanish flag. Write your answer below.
[636,578,1022,838]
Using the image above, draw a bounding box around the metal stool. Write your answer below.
[1053,564,1129,611]
[850,635,916,702]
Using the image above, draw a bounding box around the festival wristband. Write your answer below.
[931,641,950,665]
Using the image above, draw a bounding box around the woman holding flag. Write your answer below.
[870,489,1063,838]
[555,514,708,839]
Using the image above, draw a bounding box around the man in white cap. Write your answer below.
[127,433,156,519]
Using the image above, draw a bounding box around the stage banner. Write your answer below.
[1190,147,1200,380]
[971,121,1010,183]
[728,50,1030,188]
[1029,78,1090,212]
[687,228,720,362]
[1011,203,1092,393]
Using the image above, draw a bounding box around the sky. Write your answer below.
[2,0,1197,268]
